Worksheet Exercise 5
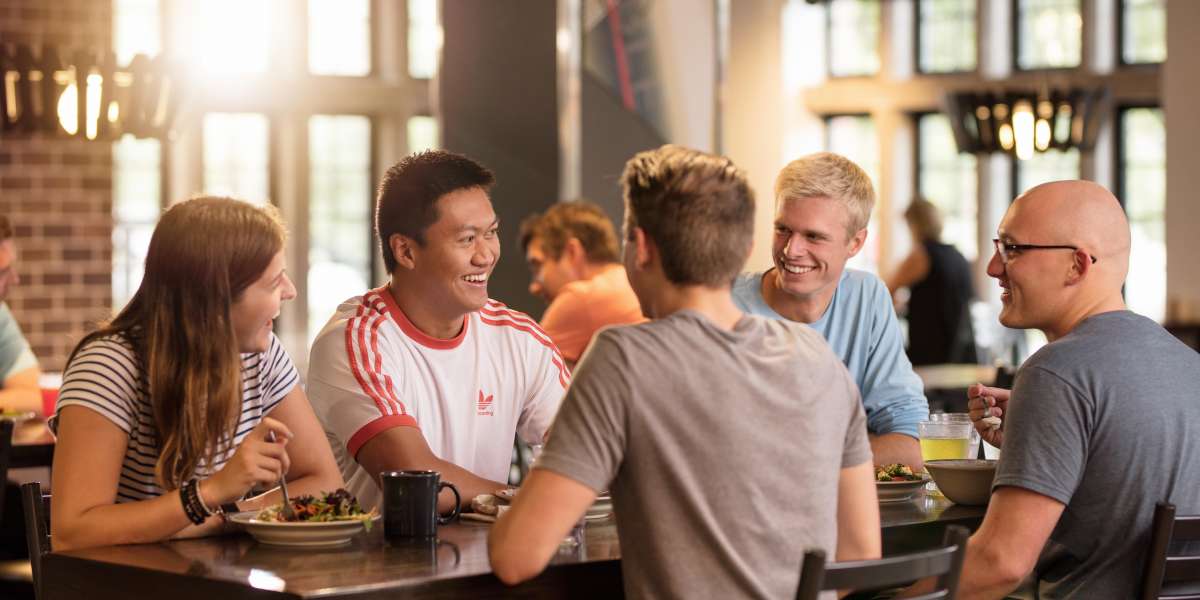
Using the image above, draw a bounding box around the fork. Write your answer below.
[267,431,296,520]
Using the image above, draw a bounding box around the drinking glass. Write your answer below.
[919,417,975,495]
[928,413,980,459]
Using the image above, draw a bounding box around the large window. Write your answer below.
[408,0,441,79]
[111,0,163,311]
[1121,0,1166,65]
[827,0,881,77]
[176,0,272,75]
[917,114,978,260]
[1016,0,1082,70]
[308,115,373,342]
[203,113,271,204]
[917,0,977,74]
[308,0,371,76]
[825,115,880,272]
[1015,149,1079,196]
[112,138,161,311]
[1120,107,1165,322]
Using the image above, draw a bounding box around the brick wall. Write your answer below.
[1,0,114,372]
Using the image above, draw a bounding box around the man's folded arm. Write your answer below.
[356,425,506,512]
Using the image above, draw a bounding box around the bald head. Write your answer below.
[1010,180,1130,287]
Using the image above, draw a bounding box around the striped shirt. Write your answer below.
[51,332,299,502]
[307,287,568,511]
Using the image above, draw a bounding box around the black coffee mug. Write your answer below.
[382,470,461,539]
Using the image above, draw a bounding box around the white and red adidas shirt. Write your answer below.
[307,286,569,511]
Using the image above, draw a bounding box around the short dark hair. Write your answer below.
[620,145,755,286]
[518,201,620,264]
[375,150,496,273]
[0,215,11,241]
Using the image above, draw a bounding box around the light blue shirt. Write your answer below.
[0,302,37,383]
[732,269,928,438]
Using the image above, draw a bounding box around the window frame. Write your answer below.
[825,0,882,79]
[1011,0,1084,72]
[1116,0,1166,67]
[1113,103,1165,316]
[912,0,981,76]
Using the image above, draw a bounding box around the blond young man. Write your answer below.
[731,152,928,468]
[520,201,644,367]
[490,145,880,598]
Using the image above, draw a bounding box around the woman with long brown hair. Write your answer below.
[50,197,343,550]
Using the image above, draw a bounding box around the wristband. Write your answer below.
[179,479,207,525]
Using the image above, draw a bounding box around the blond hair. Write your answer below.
[774,152,875,235]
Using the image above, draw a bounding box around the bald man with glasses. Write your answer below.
[903,181,1200,599]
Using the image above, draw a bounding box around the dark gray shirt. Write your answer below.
[537,310,871,600]
[994,311,1200,598]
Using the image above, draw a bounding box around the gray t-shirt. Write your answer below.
[537,310,871,600]
[994,311,1200,598]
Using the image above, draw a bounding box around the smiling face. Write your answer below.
[987,202,1074,332]
[407,186,500,319]
[769,196,866,305]
[230,250,295,353]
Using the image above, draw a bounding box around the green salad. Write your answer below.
[256,488,376,527]
[875,463,922,482]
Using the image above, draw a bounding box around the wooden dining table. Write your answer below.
[42,494,986,600]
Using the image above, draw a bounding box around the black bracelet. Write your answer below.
[179,479,209,525]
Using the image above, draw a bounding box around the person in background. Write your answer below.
[520,201,644,367]
[886,198,977,366]
[490,145,880,598]
[905,181,1200,599]
[306,150,567,513]
[0,215,42,415]
[731,152,928,469]
[50,197,344,551]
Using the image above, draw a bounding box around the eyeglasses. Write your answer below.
[992,239,1096,264]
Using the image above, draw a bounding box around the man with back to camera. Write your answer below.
[0,215,42,415]
[306,150,569,512]
[489,145,881,598]
[731,152,928,468]
[520,200,644,368]
[902,181,1200,599]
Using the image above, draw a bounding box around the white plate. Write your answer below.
[229,512,380,548]
[876,477,930,503]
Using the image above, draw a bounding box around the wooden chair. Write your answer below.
[1141,502,1200,600]
[796,525,970,600]
[21,482,49,600]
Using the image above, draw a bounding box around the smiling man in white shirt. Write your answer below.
[307,150,568,512]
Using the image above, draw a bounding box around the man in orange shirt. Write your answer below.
[521,201,644,368]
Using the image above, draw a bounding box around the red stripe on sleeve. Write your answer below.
[344,304,392,415]
[479,316,571,389]
[370,309,410,415]
[347,414,419,457]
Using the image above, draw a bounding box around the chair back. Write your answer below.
[0,420,13,516]
[796,525,970,600]
[1141,502,1200,600]
[21,482,50,600]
